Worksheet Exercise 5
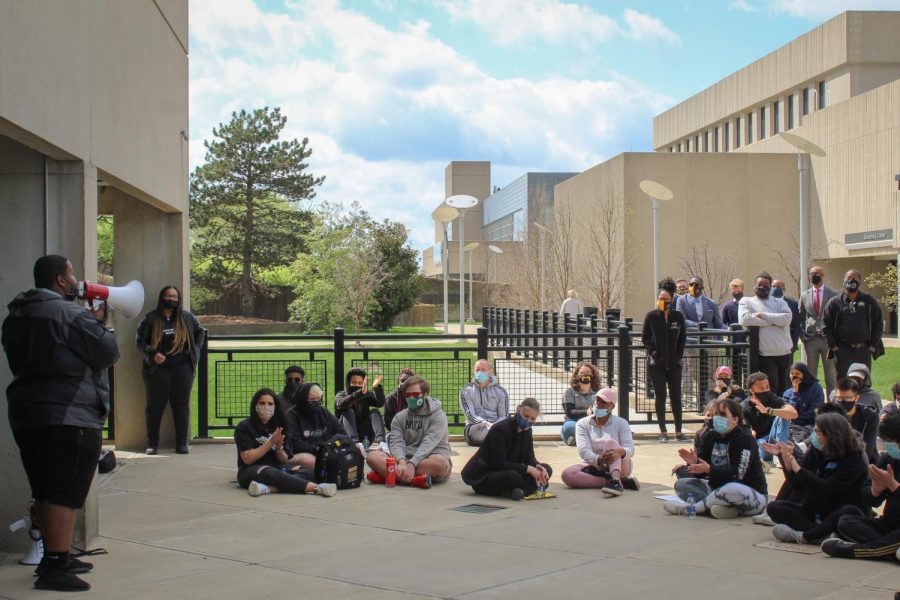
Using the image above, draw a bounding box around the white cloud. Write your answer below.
[189,0,670,251]
[765,0,900,20]
[623,8,681,44]
[729,0,757,12]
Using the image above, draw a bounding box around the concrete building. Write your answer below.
[0,0,189,552]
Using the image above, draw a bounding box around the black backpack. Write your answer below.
[314,434,364,489]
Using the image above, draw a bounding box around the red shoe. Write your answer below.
[410,474,432,489]
[366,471,386,484]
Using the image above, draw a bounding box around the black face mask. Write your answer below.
[755,286,770,299]
[163,300,179,310]
[844,279,859,292]
[348,385,362,395]
[722,378,732,386]
[60,278,78,302]
[755,391,772,403]
[732,292,743,301]
[838,400,856,412]
[810,274,822,285]
[284,380,299,398]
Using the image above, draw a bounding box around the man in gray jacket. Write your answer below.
[460,359,509,446]
[739,272,793,396]
[799,265,837,395]
[365,376,452,488]
[2,255,120,592]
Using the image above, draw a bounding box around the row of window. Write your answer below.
[669,80,826,153]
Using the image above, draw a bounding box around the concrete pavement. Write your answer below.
[1,441,897,599]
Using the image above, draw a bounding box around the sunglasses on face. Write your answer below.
[286,377,303,383]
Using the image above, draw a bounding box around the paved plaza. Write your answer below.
[0,440,897,599]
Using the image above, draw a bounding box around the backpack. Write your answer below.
[314,434,364,489]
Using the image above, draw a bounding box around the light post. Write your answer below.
[432,203,459,334]
[532,221,551,310]
[780,132,826,295]
[446,194,479,336]
[465,242,480,322]
[639,179,674,297]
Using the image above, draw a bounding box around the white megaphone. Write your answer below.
[78,280,145,319]
[9,514,43,565]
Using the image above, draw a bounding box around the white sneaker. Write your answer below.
[565,436,575,447]
[709,505,740,519]
[752,513,776,526]
[664,500,687,515]
[248,481,271,497]
[316,483,337,497]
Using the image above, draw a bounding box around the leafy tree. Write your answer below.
[190,107,324,316]
[97,215,114,278]
[865,262,898,312]
[367,220,422,330]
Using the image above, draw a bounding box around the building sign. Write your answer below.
[844,228,894,250]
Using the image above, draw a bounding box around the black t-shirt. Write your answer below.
[158,315,189,368]
[741,394,786,438]
[234,419,293,470]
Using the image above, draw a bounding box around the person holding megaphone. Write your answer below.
[135,286,205,455]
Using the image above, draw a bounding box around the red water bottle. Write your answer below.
[385,456,397,488]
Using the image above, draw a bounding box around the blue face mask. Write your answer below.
[712,415,731,434]
[593,407,609,418]
[809,430,823,451]
[515,412,531,430]
[771,287,784,299]
[885,442,900,460]
[474,371,489,384]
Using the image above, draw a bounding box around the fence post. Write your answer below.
[697,322,708,407]
[515,309,522,355]
[748,326,760,374]
[482,306,489,330]
[196,329,210,439]
[730,324,746,385]
[617,324,631,421]
[334,327,345,399]
[590,313,600,367]
[523,309,531,356]
[551,311,560,368]
[605,314,615,388]
[477,327,488,361]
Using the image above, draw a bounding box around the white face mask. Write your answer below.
[256,404,275,422]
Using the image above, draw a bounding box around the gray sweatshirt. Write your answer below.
[459,375,509,425]
[389,398,452,467]
[738,295,793,356]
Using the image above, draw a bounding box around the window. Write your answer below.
[734,117,742,149]
[678,142,683,152]
[714,127,720,152]
[773,101,780,134]
[788,94,795,129]
[802,88,810,115]
[817,80,826,109]
[704,131,710,152]
[759,106,767,140]
[747,112,754,144]
[724,122,730,152]
[695,135,701,152]
[686,138,691,152]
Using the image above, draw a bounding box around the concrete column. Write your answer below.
[110,188,187,452]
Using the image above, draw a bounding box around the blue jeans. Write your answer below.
[561,419,577,442]
[758,416,789,461]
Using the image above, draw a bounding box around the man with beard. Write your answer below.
[285,383,344,469]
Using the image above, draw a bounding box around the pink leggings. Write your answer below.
[561,439,633,488]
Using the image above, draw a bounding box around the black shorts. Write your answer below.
[13,426,102,509]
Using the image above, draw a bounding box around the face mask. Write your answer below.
[771,288,784,299]
[162,299,179,310]
[515,412,531,430]
[593,407,609,418]
[406,394,425,411]
[844,279,859,292]
[60,277,78,302]
[885,442,900,460]
[474,371,489,384]
[676,287,688,296]
[732,291,743,300]
[838,399,856,413]
[690,285,702,297]
[755,285,770,299]
[721,378,732,386]
[348,385,362,395]
[579,375,592,384]
[308,397,322,408]
[809,430,823,451]
[657,299,671,312]
[256,404,275,422]
[755,390,772,403]
[810,274,822,285]
[284,380,299,399]
[712,415,731,434]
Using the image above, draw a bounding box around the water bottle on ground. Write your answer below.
[685,494,696,519]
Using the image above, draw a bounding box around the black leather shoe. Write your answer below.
[175,445,189,454]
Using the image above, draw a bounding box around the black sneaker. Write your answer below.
[175,445,189,454]
[622,476,640,491]
[34,569,91,592]
[675,432,689,442]
[821,538,854,559]
[35,557,93,577]
[601,479,624,497]
[510,488,525,501]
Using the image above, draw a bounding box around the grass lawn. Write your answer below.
[794,346,898,399]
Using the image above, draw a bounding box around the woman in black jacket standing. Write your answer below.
[641,277,687,443]
[135,286,205,455]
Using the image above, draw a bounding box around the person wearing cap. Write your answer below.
[823,269,884,379]
[561,388,638,497]
[799,266,837,395]
[830,363,883,413]
[705,365,746,405]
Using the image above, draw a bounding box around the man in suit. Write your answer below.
[799,265,837,394]
[772,279,801,352]
[720,278,744,328]
[675,276,723,329]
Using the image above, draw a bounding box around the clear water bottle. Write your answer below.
[363,436,370,450]
[685,494,697,519]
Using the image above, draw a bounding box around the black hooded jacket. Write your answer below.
[285,383,344,455]
[2,289,120,430]
[641,308,686,370]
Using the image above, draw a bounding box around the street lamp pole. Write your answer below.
[639,180,674,297]
[446,195,479,336]
[465,242,480,322]
[432,203,459,334]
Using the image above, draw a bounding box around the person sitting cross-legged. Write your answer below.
[665,398,768,519]
[459,359,509,446]
[334,367,386,449]
[234,388,336,498]
[365,376,452,488]
[461,398,552,500]
[741,371,798,471]
[285,383,344,469]
[561,387,639,497]
[822,413,900,560]
[762,412,869,545]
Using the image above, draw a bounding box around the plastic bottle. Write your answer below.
[685,494,696,519]
[363,436,370,450]
[385,456,397,488]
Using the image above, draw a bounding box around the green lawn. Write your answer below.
[793,347,898,399]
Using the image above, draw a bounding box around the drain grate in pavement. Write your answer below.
[449,504,508,514]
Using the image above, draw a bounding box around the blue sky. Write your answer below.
[189,0,900,251]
